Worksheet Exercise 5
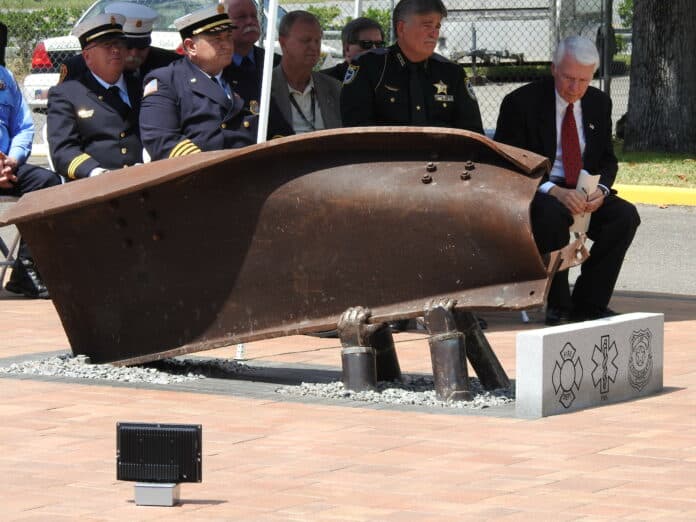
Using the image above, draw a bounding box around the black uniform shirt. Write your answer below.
[340,44,483,133]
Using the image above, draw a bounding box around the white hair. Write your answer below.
[553,35,599,72]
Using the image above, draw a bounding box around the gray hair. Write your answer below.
[342,17,384,48]
[278,10,321,38]
[393,0,447,38]
[553,35,599,71]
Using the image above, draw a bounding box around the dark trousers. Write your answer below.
[530,190,640,313]
[1,163,61,259]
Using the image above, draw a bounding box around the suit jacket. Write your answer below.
[271,66,342,134]
[494,76,618,188]
[47,71,142,180]
[223,46,281,108]
[140,57,258,161]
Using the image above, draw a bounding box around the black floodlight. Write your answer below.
[116,422,202,483]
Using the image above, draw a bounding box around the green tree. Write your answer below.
[618,0,633,28]
[306,5,342,31]
[624,0,696,152]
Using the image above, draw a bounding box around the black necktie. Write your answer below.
[105,86,131,118]
[408,62,427,125]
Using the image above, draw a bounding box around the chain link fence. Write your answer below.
[1,0,630,135]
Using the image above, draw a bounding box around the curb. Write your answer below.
[614,183,696,207]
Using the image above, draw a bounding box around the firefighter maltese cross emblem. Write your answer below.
[628,329,653,391]
[552,342,583,408]
[591,334,618,399]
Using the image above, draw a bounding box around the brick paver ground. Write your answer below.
[1,289,695,521]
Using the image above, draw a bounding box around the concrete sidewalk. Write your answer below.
[1,290,695,520]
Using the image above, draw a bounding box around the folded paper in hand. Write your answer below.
[569,169,600,233]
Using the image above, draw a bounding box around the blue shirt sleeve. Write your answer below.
[0,67,34,165]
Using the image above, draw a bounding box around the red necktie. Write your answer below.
[561,102,582,187]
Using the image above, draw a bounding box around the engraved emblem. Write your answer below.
[628,329,653,391]
[552,342,583,408]
[78,109,95,118]
[249,100,259,115]
[433,80,448,94]
[591,334,618,399]
[136,19,143,28]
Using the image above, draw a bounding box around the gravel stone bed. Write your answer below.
[1,354,514,409]
[276,375,515,409]
[0,354,249,384]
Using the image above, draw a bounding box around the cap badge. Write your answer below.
[136,20,143,28]
[110,15,116,25]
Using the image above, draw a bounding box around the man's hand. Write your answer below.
[550,185,605,214]
[585,188,606,213]
[0,152,18,189]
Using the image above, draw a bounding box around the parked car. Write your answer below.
[22,0,340,112]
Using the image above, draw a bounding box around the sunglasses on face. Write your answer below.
[354,40,385,50]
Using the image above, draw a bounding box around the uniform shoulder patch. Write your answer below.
[465,77,477,101]
[343,64,360,85]
[143,79,158,97]
[58,63,68,84]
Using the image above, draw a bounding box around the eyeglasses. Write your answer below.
[354,40,385,50]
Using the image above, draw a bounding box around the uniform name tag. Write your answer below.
[77,109,94,118]
[434,94,454,102]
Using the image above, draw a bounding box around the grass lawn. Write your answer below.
[615,140,696,188]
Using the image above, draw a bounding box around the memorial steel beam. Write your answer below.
[2,127,562,365]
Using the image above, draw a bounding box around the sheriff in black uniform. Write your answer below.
[58,3,180,89]
[47,13,142,180]
[140,4,259,161]
[340,0,483,133]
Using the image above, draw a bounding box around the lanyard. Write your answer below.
[288,88,316,131]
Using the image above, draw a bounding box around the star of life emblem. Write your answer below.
[592,335,618,397]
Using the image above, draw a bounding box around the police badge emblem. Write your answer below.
[249,100,259,115]
[343,64,359,85]
[0,80,5,90]
[628,329,653,392]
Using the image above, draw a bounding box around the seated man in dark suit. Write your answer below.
[58,2,180,87]
[224,0,281,111]
[48,13,143,180]
[495,36,640,325]
[320,17,385,82]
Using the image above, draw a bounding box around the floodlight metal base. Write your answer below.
[134,482,180,506]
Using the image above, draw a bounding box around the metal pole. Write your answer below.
[353,0,363,20]
[602,0,612,97]
[256,0,280,144]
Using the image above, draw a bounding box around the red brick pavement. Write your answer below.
[1,290,695,520]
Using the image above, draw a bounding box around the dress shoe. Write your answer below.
[5,258,50,299]
[545,307,572,326]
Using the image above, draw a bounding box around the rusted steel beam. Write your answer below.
[1,127,552,365]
